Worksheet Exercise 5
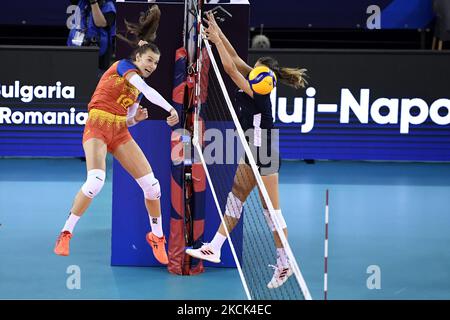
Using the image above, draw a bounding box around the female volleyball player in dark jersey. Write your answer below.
[186,12,307,289]
[53,6,177,265]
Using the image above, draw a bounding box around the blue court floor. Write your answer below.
[1,157,449,299]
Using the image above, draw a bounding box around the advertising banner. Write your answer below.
[0,46,98,157]
[250,49,450,161]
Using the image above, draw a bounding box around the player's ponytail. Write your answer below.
[257,56,308,89]
[117,4,161,59]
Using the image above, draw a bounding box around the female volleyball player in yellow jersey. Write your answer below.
[53,5,178,265]
[186,11,307,289]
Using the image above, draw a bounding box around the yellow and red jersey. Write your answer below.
[88,59,144,116]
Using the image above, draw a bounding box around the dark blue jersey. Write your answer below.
[234,90,274,132]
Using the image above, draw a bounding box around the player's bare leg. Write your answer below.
[260,173,292,289]
[186,163,257,263]
[112,139,168,264]
[54,138,107,256]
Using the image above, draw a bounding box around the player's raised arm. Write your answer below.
[203,17,254,97]
[204,11,253,77]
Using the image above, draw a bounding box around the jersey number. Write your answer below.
[117,94,134,109]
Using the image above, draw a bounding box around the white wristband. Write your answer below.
[127,102,139,127]
[127,116,138,127]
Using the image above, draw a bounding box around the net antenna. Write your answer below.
[324,189,330,300]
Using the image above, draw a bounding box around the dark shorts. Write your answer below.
[243,128,281,176]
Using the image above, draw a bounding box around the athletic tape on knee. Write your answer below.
[264,209,287,231]
[136,172,161,200]
[81,169,106,198]
[224,192,243,219]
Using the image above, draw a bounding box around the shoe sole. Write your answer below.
[155,258,168,265]
[267,271,293,289]
[185,249,221,263]
[54,249,69,256]
[146,235,168,265]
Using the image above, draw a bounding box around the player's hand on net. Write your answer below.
[204,11,222,37]
[203,25,221,44]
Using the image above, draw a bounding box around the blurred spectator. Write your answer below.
[432,0,450,50]
[68,0,116,71]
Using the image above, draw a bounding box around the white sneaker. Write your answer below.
[267,264,293,289]
[185,243,221,263]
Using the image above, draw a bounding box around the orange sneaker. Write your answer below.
[54,231,72,256]
[146,232,168,265]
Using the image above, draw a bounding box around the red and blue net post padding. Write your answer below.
[168,47,205,275]
[186,47,212,274]
[168,47,187,274]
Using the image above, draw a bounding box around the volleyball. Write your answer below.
[248,66,277,95]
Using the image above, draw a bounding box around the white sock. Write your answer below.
[210,232,227,252]
[277,248,289,267]
[62,213,80,233]
[150,215,163,238]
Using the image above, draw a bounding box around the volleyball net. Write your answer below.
[190,20,312,300]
